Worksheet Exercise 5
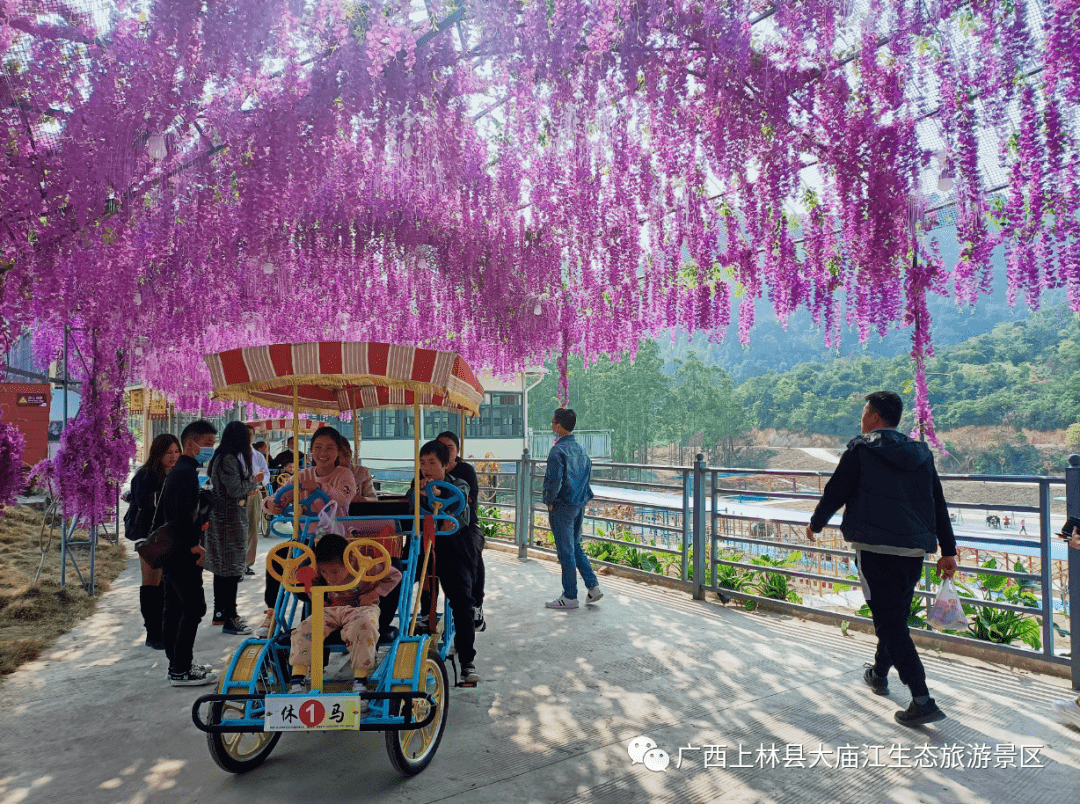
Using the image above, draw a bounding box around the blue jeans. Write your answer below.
[549,503,598,599]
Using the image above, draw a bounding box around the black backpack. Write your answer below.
[123,496,139,541]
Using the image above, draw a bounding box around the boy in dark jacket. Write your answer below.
[807,392,957,726]
[410,440,478,684]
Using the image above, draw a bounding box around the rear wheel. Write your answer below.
[385,652,449,776]
[206,644,283,773]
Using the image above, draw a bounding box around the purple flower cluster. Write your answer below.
[0,413,27,508]
[1,1,1076,520]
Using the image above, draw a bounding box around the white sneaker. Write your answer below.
[1053,698,1080,728]
[289,678,308,695]
[545,595,579,610]
[587,585,603,603]
[352,679,370,715]
[169,667,219,687]
[255,609,274,638]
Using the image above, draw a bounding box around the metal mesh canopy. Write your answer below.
[206,341,485,417]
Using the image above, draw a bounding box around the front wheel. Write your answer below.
[206,644,283,773]
[385,653,449,776]
[207,702,282,773]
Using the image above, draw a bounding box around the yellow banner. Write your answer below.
[149,392,167,415]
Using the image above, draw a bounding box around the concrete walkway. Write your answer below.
[2,538,1078,804]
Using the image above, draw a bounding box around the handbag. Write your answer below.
[136,522,178,569]
[927,578,968,631]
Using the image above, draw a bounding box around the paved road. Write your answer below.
[2,539,1078,804]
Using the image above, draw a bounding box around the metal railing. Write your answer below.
[480,450,1078,685]
[529,430,612,461]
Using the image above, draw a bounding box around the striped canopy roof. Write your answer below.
[245,418,324,434]
[205,342,485,417]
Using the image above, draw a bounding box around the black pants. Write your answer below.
[857,550,930,698]
[163,560,206,675]
[420,535,476,666]
[213,574,241,620]
[473,554,486,608]
[265,570,279,610]
[378,557,403,639]
[472,529,486,608]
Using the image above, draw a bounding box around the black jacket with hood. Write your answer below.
[810,429,956,555]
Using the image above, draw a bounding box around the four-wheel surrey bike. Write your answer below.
[193,340,485,775]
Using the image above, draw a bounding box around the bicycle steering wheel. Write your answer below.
[422,480,467,519]
[271,484,331,517]
[266,538,392,592]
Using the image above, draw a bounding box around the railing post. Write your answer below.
[1066,455,1080,690]
[516,449,531,560]
[1038,479,1055,660]
[692,452,706,600]
[681,468,691,582]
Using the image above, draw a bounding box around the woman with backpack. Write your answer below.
[128,433,181,649]
[204,421,264,635]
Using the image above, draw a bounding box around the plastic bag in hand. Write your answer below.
[927,578,968,631]
[315,499,345,537]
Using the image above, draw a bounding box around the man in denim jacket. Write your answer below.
[543,408,603,610]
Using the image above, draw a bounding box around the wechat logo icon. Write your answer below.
[627,736,670,772]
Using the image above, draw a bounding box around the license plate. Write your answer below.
[263,694,361,731]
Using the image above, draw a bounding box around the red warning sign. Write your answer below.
[17,393,48,407]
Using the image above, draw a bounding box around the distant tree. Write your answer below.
[1066,423,1080,452]
[664,353,746,463]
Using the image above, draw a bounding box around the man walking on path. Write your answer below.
[805,391,957,726]
[544,408,603,610]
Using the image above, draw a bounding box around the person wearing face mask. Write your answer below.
[129,433,181,649]
[159,419,218,686]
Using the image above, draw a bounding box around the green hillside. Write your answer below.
[737,300,1080,436]
[527,301,1080,473]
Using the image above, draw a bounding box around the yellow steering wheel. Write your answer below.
[342,539,393,588]
[266,538,392,593]
[266,541,316,592]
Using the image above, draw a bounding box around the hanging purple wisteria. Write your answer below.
[2,0,1079,522]
[0,411,26,509]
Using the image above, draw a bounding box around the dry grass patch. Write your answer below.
[0,505,127,678]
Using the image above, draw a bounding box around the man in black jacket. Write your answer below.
[160,419,218,686]
[269,436,304,471]
[806,391,957,726]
